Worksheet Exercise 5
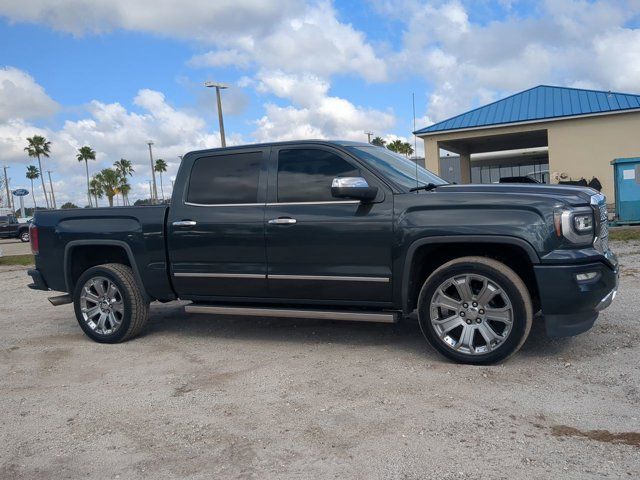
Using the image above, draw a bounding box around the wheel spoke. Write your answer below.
[83,290,100,304]
[433,290,462,312]
[434,314,465,334]
[485,306,512,324]
[454,276,474,302]
[476,281,499,306]
[112,301,124,314]
[477,322,501,349]
[107,312,120,329]
[93,280,106,296]
[82,306,101,318]
[106,281,118,300]
[455,325,475,352]
[96,313,107,331]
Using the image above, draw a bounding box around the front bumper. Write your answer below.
[534,256,618,338]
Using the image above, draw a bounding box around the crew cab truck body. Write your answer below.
[27,140,618,364]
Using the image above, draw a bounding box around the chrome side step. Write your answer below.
[184,304,398,323]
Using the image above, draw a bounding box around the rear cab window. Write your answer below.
[186,152,263,205]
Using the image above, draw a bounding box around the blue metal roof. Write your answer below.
[415,85,640,135]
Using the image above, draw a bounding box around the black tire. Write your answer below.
[19,230,29,242]
[73,263,149,343]
[417,256,533,365]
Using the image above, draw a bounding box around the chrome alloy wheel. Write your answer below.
[429,273,513,355]
[79,276,125,335]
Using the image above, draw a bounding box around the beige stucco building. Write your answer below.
[416,85,640,205]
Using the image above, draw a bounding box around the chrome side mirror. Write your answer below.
[331,177,378,202]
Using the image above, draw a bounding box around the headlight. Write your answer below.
[573,213,594,233]
[555,208,594,245]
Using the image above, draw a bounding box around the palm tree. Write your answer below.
[119,182,131,206]
[25,165,39,210]
[154,159,168,201]
[401,142,414,158]
[371,136,386,147]
[114,158,134,205]
[96,168,121,207]
[24,135,51,209]
[77,146,96,207]
[387,139,404,153]
[88,175,104,207]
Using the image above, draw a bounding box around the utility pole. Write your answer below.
[147,141,158,204]
[204,81,229,147]
[3,166,11,211]
[46,170,57,209]
[365,131,373,143]
[148,180,153,202]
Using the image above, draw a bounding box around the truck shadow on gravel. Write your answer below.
[143,303,572,361]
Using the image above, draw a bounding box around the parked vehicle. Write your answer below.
[0,214,30,242]
[26,141,618,364]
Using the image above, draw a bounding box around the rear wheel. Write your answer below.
[417,256,532,364]
[73,263,149,343]
[19,230,29,242]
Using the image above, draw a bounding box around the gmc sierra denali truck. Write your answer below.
[27,141,618,364]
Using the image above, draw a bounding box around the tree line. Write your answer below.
[22,135,168,209]
[370,137,415,157]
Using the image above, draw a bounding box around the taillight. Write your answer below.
[30,224,39,255]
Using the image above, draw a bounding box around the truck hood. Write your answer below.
[431,183,597,206]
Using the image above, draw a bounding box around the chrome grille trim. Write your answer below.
[591,195,609,253]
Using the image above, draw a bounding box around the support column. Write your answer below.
[424,138,440,175]
[459,151,471,184]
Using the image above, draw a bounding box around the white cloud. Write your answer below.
[189,2,388,83]
[0,67,59,122]
[387,0,640,121]
[0,69,230,206]
[0,0,302,41]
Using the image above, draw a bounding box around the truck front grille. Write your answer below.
[592,195,609,253]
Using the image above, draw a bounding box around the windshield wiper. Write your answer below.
[410,183,440,192]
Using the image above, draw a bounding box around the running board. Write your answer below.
[184,304,398,323]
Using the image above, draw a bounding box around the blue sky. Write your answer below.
[1,0,640,207]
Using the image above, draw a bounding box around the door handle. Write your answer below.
[172,220,197,227]
[268,217,297,225]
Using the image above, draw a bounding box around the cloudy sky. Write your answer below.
[1,0,640,207]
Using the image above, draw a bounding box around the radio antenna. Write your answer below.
[412,92,418,192]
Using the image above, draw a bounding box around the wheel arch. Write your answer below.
[64,240,149,301]
[401,236,540,314]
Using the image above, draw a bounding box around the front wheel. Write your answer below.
[417,256,533,365]
[73,263,149,343]
[19,230,29,242]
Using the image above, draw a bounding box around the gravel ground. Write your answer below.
[1,241,639,479]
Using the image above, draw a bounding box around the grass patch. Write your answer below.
[609,228,640,242]
[0,254,35,266]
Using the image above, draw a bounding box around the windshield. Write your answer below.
[347,146,447,191]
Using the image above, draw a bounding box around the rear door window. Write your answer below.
[187,152,262,205]
[277,149,359,203]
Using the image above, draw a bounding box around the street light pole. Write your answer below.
[365,131,373,143]
[204,81,229,148]
[147,141,158,204]
[47,170,57,209]
[148,180,153,202]
[3,166,11,211]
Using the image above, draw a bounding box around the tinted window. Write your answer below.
[277,149,359,202]
[187,152,262,205]
[0,216,8,223]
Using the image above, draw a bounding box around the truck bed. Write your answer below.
[33,206,175,301]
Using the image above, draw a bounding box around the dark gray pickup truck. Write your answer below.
[27,140,618,364]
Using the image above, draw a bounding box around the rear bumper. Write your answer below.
[27,268,49,291]
[534,256,618,338]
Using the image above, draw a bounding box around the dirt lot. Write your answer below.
[1,241,639,479]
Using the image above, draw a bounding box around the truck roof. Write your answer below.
[183,139,373,157]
